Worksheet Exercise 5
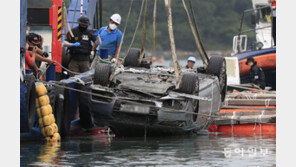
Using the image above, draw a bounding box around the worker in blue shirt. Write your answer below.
[91,14,123,68]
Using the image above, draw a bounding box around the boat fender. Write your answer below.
[40,105,53,116]
[35,82,61,142]
[42,115,52,126]
[36,108,42,118]
[52,133,61,141]
[51,123,58,133]
[36,84,47,96]
[38,95,50,106]
[45,126,55,136]
[39,118,44,127]
[36,99,40,108]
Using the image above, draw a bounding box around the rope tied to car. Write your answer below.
[165,0,183,89]
[152,0,158,58]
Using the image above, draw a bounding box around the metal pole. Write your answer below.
[72,0,79,28]
[80,0,83,16]
[237,12,245,53]
[94,0,99,29]
[51,0,63,74]
[99,0,103,28]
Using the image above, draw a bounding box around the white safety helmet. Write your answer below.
[110,14,121,25]
[188,56,196,63]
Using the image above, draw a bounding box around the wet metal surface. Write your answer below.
[21,134,275,167]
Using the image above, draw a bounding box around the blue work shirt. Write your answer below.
[95,26,123,58]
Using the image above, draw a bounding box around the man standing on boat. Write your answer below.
[268,0,276,46]
[246,57,266,89]
[90,14,123,68]
[185,56,196,69]
[63,16,101,77]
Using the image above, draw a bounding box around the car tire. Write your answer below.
[178,73,199,94]
[60,88,71,137]
[21,75,36,132]
[206,55,227,102]
[94,63,111,86]
[124,48,141,67]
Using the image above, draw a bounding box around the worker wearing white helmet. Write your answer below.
[185,56,196,69]
[91,13,123,68]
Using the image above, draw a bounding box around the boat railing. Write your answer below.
[233,5,274,54]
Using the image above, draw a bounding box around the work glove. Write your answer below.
[71,42,80,47]
[42,52,49,58]
[90,51,95,59]
[92,29,99,36]
[111,58,117,63]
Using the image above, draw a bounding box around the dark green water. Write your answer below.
[21,134,276,167]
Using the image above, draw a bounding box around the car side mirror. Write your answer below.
[251,12,260,25]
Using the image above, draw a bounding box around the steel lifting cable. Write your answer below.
[109,0,134,81]
[188,0,209,63]
[114,0,134,63]
[54,61,81,75]
[42,81,275,125]
[125,0,145,59]
[138,0,149,66]
[152,0,158,58]
[181,0,208,66]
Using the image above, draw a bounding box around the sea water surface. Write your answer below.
[21,134,276,167]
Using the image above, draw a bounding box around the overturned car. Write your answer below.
[83,48,227,137]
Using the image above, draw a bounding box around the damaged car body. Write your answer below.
[82,48,227,137]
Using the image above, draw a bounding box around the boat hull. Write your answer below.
[235,48,276,90]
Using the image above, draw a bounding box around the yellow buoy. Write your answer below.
[51,123,58,133]
[41,127,46,136]
[45,137,51,142]
[35,83,61,142]
[36,99,40,108]
[41,105,53,116]
[36,108,42,118]
[49,114,55,124]
[36,83,47,96]
[38,95,50,106]
[39,118,44,127]
[42,115,52,126]
[52,133,61,141]
[45,125,55,136]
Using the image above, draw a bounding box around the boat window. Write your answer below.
[255,5,271,23]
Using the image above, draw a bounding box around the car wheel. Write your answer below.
[206,55,227,102]
[178,73,199,94]
[21,75,36,132]
[94,63,111,86]
[124,48,142,67]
